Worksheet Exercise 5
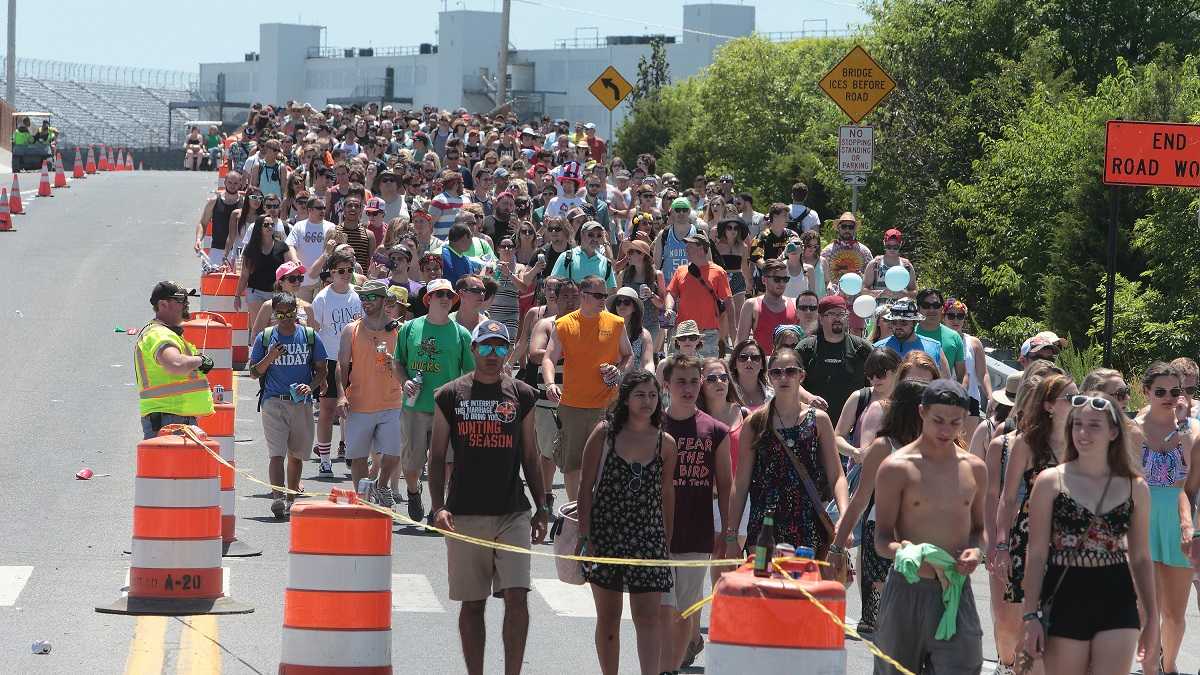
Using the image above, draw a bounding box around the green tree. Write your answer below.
[629,37,671,106]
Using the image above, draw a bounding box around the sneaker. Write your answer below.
[407,490,424,522]
[284,499,294,518]
[271,498,285,519]
[319,458,334,475]
[681,636,704,668]
[993,664,1015,675]
[374,485,396,509]
[337,441,346,462]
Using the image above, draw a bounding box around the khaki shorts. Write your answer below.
[661,553,710,611]
[553,405,606,472]
[400,407,435,474]
[261,397,314,460]
[534,405,559,461]
[446,511,531,602]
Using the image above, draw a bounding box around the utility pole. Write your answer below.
[496,0,511,107]
[6,0,15,107]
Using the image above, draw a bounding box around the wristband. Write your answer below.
[1193,531,1200,539]
[995,542,1008,551]
[723,533,737,543]
[1022,610,1042,623]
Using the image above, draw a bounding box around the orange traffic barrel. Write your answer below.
[183,312,232,391]
[200,271,249,366]
[707,557,846,673]
[280,488,393,674]
[196,402,260,557]
[96,426,252,616]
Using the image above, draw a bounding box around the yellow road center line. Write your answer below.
[177,615,221,675]
[123,615,168,675]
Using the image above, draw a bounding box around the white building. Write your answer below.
[199,4,844,138]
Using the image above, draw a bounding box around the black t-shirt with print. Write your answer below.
[436,373,538,515]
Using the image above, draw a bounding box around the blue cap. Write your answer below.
[472,319,511,345]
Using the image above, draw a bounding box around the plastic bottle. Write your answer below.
[406,371,423,407]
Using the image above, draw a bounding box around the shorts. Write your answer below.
[1042,563,1139,640]
[141,413,197,440]
[661,554,709,610]
[261,397,314,460]
[873,571,983,675]
[713,497,750,537]
[400,407,435,474]
[446,510,531,602]
[553,405,606,472]
[1149,486,1192,567]
[534,405,559,461]
[344,408,402,459]
[317,360,339,401]
[246,288,274,303]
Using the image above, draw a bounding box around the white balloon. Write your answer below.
[839,272,863,296]
[853,294,877,319]
[884,265,911,293]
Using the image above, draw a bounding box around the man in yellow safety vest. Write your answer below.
[136,281,216,439]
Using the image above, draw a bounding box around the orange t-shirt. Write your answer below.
[556,309,623,409]
[346,321,404,412]
[667,262,733,331]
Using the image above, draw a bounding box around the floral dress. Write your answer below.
[745,408,831,555]
[583,429,673,594]
[1005,453,1058,603]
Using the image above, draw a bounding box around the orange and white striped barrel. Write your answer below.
[280,489,392,674]
[200,271,249,365]
[196,402,259,557]
[183,312,232,392]
[707,558,846,673]
[96,426,252,615]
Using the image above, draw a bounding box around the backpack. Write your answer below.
[561,247,609,286]
[256,325,317,411]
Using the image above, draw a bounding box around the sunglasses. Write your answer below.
[918,301,942,309]
[766,275,789,283]
[672,207,690,213]
[613,297,635,307]
[867,371,891,381]
[1111,387,1131,399]
[274,310,298,319]
[332,267,355,276]
[498,242,516,249]
[429,290,455,299]
[520,229,535,236]
[582,291,607,300]
[704,373,730,384]
[1068,394,1119,424]
[945,312,966,320]
[264,202,281,208]
[283,274,305,283]
[676,335,701,343]
[460,287,486,296]
[476,344,510,358]
[546,226,564,233]
[1151,387,1184,398]
[736,352,762,362]
[767,366,803,378]
[797,304,819,312]
[248,195,263,202]
[359,293,384,302]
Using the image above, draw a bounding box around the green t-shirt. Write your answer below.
[395,316,476,413]
[464,236,495,261]
[916,324,965,369]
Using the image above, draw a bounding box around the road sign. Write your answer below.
[819,46,896,124]
[588,66,633,111]
[1103,120,1200,188]
[842,173,868,186]
[838,126,874,173]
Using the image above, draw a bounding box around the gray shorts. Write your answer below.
[661,553,709,611]
[873,570,983,675]
[400,407,435,474]
[261,397,314,460]
[344,408,403,459]
[534,405,558,461]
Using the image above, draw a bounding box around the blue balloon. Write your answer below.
[884,265,911,293]
[839,272,863,296]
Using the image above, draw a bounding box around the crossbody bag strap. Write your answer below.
[769,406,835,540]
[1042,468,1114,606]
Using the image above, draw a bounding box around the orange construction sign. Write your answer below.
[1104,120,1200,188]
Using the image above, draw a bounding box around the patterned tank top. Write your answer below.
[1141,441,1188,487]
[1049,468,1132,567]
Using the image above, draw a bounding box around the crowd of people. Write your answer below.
[160,99,1200,675]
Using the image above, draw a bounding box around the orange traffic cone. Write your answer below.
[0,189,13,232]
[85,146,97,174]
[53,153,69,188]
[37,162,53,197]
[72,147,85,179]
[10,175,24,215]
[127,152,134,171]
[98,146,109,172]
[117,149,127,172]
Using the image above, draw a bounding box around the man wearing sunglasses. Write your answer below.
[311,251,364,473]
[819,212,872,294]
[195,171,244,267]
[285,196,337,302]
[737,258,798,356]
[795,295,874,426]
[136,282,215,439]
[336,280,406,507]
[430,319,547,675]
[549,220,617,290]
[914,288,967,386]
[1017,330,1067,368]
[654,196,697,284]
[397,278,476,523]
[874,298,953,378]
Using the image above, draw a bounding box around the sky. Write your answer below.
[5,0,868,73]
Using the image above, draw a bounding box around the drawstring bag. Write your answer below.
[552,501,585,585]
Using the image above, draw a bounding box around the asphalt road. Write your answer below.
[0,170,1195,674]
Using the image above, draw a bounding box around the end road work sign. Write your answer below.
[1104,120,1200,188]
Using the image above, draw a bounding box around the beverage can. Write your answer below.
[289,382,305,403]
[639,283,650,299]
[31,640,51,655]
[213,385,226,404]
[356,478,375,499]
[537,253,546,267]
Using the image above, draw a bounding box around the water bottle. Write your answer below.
[639,283,651,300]
[356,478,375,499]
[376,340,388,367]
[406,371,423,407]
[31,640,51,655]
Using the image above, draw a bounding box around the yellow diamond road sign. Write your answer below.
[818,45,896,124]
[588,66,634,111]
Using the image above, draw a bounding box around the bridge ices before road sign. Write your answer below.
[819,46,896,123]
[839,126,874,174]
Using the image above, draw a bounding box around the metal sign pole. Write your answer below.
[1103,188,1118,367]
[851,184,859,214]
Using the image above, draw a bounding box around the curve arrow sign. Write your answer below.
[601,78,621,100]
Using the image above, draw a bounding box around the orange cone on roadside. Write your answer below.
[10,175,24,215]
[113,149,122,172]
[0,189,13,232]
[126,152,134,171]
[53,153,69,188]
[72,147,86,179]
[37,162,53,197]
[85,146,97,174]
[98,146,109,172]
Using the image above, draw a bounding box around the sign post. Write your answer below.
[838,125,873,213]
[588,66,633,139]
[820,47,893,215]
[1101,120,1200,365]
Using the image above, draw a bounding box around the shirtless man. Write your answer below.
[872,379,988,675]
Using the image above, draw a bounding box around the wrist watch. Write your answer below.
[1022,610,1043,623]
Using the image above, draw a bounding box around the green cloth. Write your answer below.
[893,543,966,640]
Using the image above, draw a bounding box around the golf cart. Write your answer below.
[11,112,55,172]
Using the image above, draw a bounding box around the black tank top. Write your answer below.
[246,240,289,292]
[339,223,372,271]
[210,197,238,251]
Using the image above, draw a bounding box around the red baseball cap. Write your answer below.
[884,228,903,242]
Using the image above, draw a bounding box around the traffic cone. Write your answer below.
[126,151,134,171]
[37,162,53,197]
[85,146,97,174]
[113,149,122,172]
[72,147,86,179]
[98,146,109,172]
[10,175,24,215]
[0,189,13,232]
[53,153,68,188]
[138,161,144,171]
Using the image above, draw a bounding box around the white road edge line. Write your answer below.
[0,566,33,606]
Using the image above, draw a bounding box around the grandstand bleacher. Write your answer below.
[1,76,198,147]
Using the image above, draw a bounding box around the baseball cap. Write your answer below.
[1020,332,1066,358]
[275,260,307,282]
[150,281,199,306]
[495,190,516,202]
[472,319,511,345]
[424,278,456,306]
[584,122,596,130]
[566,207,589,221]
[364,197,385,213]
[884,228,903,242]
[683,231,711,246]
[671,196,691,211]
[493,167,509,179]
[922,379,971,410]
[580,220,605,233]
[353,279,390,297]
[520,127,536,136]
[817,295,848,314]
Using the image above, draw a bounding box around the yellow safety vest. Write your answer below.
[134,322,214,418]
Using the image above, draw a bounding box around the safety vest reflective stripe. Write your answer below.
[135,323,214,418]
[139,378,211,399]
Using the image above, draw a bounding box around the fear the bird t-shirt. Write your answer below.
[436,373,537,516]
